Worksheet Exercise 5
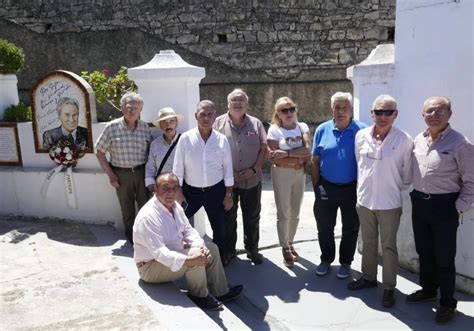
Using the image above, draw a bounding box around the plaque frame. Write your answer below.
[0,123,22,166]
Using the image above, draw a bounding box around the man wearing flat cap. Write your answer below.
[145,107,183,194]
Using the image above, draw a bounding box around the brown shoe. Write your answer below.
[282,248,294,268]
[382,289,395,308]
[288,242,299,261]
[435,306,456,324]
[406,289,437,304]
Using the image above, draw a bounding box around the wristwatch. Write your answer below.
[225,192,233,198]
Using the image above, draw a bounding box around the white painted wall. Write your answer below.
[348,0,473,294]
[0,74,19,120]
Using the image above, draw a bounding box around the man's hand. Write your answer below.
[235,168,254,182]
[109,173,120,188]
[223,195,233,211]
[268,149,287,160]
[186,247,211,267]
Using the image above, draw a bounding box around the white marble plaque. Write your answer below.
[0,124,21,165]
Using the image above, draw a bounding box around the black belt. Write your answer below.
[184,180,222,192]
[320,176,356,188]
[111,164,145,172]
[411,190,459,200]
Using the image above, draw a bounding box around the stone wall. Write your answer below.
[0,0,395,126]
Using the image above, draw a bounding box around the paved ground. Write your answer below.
[1,175,473,330]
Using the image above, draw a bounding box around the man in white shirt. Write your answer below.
[145,107,183,194]
[133,173,243,310]
[173,100,235,265]
[347,95,413,308]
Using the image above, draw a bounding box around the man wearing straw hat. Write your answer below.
[145,107,184,194]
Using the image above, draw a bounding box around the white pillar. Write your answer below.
[128,50,208,237]
[0,74,19,120]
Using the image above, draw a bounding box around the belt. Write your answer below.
[111,164,145,172]
[184,181,222,192]
[411,190,459,200]
[273,163,305,170]
[320,177,356,188]
[136,261,148,268]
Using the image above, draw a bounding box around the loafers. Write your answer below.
[435,305,456,324]
[336,264,351,279]
[246,250,263,265]
[382,289,395,308]
[315,262,330,276]
[347,277,378,290]
[282,248,295,268]
[221,251,236,267]
[288,243,299,261]
[187,294,222,310]
[406,289,437,304]
[216,284,244,303]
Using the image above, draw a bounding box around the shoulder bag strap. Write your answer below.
[156,133,181,179]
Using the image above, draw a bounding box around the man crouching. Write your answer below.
[133,172,244,310]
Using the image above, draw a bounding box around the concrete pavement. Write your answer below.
[1,175,473,330]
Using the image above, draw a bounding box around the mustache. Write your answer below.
[165,128,174,132]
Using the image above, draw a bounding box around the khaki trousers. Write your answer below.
[357,204,402,289]
[137,242,228,298]
[271,166,306,247]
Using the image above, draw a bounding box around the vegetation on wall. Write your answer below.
[0,38,25,74]
[3,103,32,122]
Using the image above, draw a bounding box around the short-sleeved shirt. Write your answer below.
[312,118,367,184]
[267,122,310,150]
[145,133,181,187]
[214,113,267,189]
[95,117,152,168]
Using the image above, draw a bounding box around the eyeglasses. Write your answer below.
[279,107,296,114]
[160,185,179,193]
[372,109,396,116]
[424,108,449,116]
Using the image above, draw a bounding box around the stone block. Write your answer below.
[346,28,364,40]
[363,26,387,40]
[364,11,380,20]
[327,30,345,40]
[338,48,356,64]
[177,34,196,44]
[257,31,268,43]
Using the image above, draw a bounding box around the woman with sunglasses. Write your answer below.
[267,97,312,267]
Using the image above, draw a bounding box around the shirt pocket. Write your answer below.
[243,132,260,147]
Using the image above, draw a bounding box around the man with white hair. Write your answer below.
[95,92,152,243]
[347,95,413,308]
[311,92,367,279]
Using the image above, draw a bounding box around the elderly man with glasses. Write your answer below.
[347,95,413,308]
[406,96,474,324]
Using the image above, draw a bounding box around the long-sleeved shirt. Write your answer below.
[172,128,234,187]
[144,133,180,187]
[133,196,204,272]
[355,125,413,210]
[412,125,474,212]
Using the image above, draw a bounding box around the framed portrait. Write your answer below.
[0,123,22,166]
[31,70,96,154]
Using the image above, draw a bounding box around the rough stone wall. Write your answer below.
[0,0,395,126]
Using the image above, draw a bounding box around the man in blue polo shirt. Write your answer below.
[310,92,367,279]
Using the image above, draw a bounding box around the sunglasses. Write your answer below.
[279,107,296,114]
[372,109,396,116]
[424,108,449,116]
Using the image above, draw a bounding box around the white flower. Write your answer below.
[63,147,70,154]
[65,154,72,161]
[55,147,61,154]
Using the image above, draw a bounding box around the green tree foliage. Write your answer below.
[0,38,25,74]
[3,103,32,122]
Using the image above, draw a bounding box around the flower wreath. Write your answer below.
[48,136,84,167]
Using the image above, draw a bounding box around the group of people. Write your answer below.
[94,90,472,323]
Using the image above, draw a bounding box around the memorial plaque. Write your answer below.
[31,70,96,153]
[0,123,22,166]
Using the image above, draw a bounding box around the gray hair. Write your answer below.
[227,88,249,103]
[57,97,79,116]
[196,100,215,112]
[156,172,178,186]
[331,92,353,109]
[372,94,397,110]
[423,96,451,111]
[120,92,143,108]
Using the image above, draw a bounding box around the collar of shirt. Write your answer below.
[331,118,356,133]
[160,132,180,145]
[61,126,77,139]
[422,123,452,141]
[226,112,249,131]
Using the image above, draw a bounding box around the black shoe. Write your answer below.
[406,289,437,304]
[187,294,223,310]
[435,306,456,324]
[347,277,378,290]
[382,289,395,308]
[221,251,235,267]
[247,250,263,264]
[216,285,244,303]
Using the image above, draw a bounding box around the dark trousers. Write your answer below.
[183,181,228,258]
[114,166,149,242]
[226,182,262,254]
[313,177,359,265]
[410,191,459,308]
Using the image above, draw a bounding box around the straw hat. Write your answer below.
[152,107,183,127]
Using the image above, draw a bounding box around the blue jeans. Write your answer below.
[313,177,359,265]
[410,190,459,308]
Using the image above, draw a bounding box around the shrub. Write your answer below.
[0,38,25,74]
[3,103,32,122]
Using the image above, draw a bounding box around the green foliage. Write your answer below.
[3,103,32,122]
[0,38,25,74]
[81,66,137,111]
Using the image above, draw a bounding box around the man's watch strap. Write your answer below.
[225,192,233,197]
